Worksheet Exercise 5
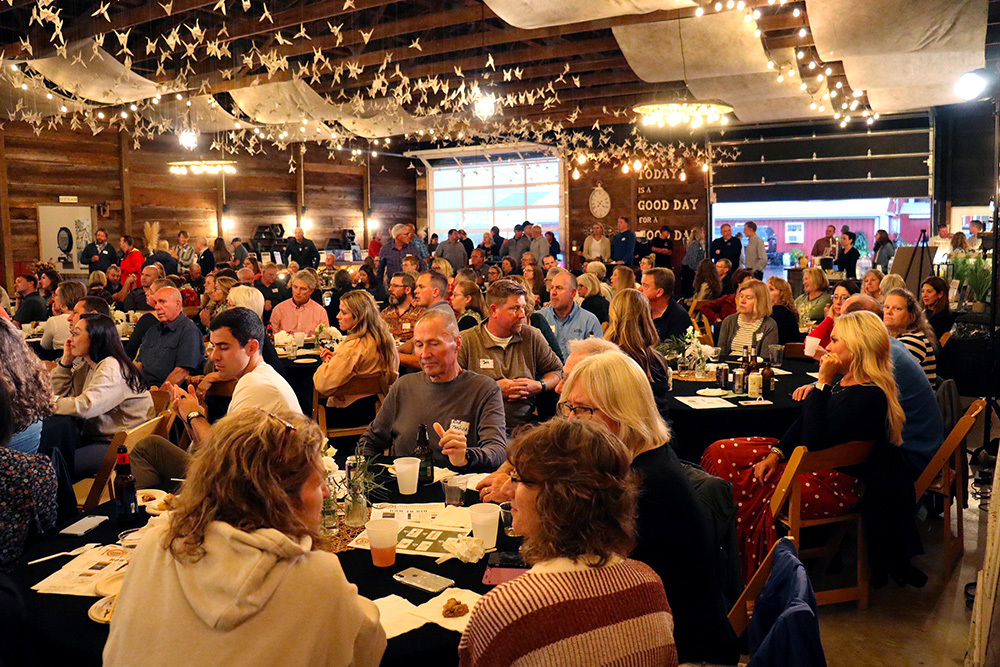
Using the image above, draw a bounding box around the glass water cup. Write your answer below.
[768,344,785,367]
[442,477,467,506]
[499,502,516,537]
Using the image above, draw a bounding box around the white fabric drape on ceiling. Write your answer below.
[29,40,166,104]
[142,95,254,133]
[0,67,90,118]
[482,0,700,30]
[615,13,826,122]
[807,0,987,113]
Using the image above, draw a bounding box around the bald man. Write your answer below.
[135,286,205,386]
[358,309,507,471]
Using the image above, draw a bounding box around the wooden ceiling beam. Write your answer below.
[2,0,220,59]
[763,33,815,50]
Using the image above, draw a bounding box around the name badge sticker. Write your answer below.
[402,322,411,330]
[450,420,470,435]
[479,358,495,370]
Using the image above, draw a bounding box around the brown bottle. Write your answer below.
[113,445,138,521]
[761,362,775,397]
[415,424,434,485]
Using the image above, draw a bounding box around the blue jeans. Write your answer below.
[8,420,42,455]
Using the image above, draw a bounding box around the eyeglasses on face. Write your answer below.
[508,471,538,487]
[556,401,598,418]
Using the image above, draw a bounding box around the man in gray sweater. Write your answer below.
[435,228,469,270]
[359,309,507,471]
[743,221,767,279]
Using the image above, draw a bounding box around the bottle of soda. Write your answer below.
[113,444,139,521]
[415,424,434,485]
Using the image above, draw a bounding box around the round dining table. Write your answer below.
[8,468,511,667]
[667,356,818,463]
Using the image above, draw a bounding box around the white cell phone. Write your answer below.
[393,567,454,593]
[59,515,108,536]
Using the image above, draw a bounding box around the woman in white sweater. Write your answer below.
[105,409,386,667]
[50,312,154,446]
[41,281,87,351]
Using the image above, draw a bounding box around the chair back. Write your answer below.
[314,374,391,439]
[75,411,173,511]
[783,342,806,359]
[689,300,713,338]
[770,441,874,519]
[916,399,985,499]
[729,537,795,637]
[149,388,171,414]
[182,306,200,319]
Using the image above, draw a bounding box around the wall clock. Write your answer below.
[589,183,611,219]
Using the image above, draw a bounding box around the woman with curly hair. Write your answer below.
[884,287,939,386]
[459,418,678,667]
[104,409,386,666]
[0,318,54,454]
[690,258,722,303]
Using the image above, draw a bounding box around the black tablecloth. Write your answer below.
[277,353,323,418]
[8,473,510,667]
[668,357,816,463]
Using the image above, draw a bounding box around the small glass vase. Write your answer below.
[695,357,709,380]
[344,492,368,527]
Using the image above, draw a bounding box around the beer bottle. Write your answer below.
[113,445,139,521]
[742,346,752,374]
[761,361,775,397]
[415,424,434,485]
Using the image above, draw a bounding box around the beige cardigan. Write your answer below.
[50,358,154,444]
[313,335,399,407]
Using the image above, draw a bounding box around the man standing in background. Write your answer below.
[368,229,384,259]
[810,225,838,259]
[80,228,117,273]
[195,236,215,274]
[649,225,674,268]
[118,235,145,287]
[459,229,475,258]
[174,231,195,274]
[610,217,636,266]
[285,227,320,269]
[742,221,767,279]
[436,229,469,269]
[710,224,742,269]
[529,224,549,264]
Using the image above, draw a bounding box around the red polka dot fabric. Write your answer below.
[702,437,861,583]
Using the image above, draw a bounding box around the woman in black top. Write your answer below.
[605,289,672,426]
[920,275,954,340]
[835,231,861,279]
[576,272,610,324]
[545,231,561,259]
[355,264,386,304]
[766,276,803,344]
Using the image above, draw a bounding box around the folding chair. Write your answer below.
[314,375,388,440]
[74,411,173,511]
[770,440,875,609]
[915,399,985,573]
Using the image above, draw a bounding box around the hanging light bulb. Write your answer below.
[621,163,630,174]
[633,158,643,171]
[572,167,581,180]
[702,164,709,172]
[178,130,198,149]
[679,171,687,181]
[577,153,587,164]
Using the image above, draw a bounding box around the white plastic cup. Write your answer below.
[395,457,420,495]
[294,331,306,348]
[365,519,400,567]
[803,336,820,357]
[469,503,501,549]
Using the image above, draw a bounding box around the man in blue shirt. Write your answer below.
[537,272,603,360]
[377,223,426,286]
[610,216,637,266]
[136,286,205,387]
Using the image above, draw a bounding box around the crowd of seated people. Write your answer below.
[0,221,977,667]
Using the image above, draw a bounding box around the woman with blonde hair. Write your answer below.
[314,290,399,425]
[703,310,923,587]
[200,275,236,328]
[793,266,832,324]
[556,351,737,664]
[586,261,615,300]
[606,289,671,421]
[459,419,678,667]
[87,270,113,303]
[765,276,801,344]
[718,279,778,357]
[879,272,905,297]
[450,280,488,331]
[883,287,938,386]
[861,268,885,301]
[576,271,609,324]
[105,409,386,666]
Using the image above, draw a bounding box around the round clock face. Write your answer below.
[589,185,611,219]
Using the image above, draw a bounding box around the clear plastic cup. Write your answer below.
[803,336,820,357]
[294,331,306,348]
[470,503,501,549]
[442,477,467,506]
[769,344,785,367]
[365,519,400,567]
[395,457,420,495]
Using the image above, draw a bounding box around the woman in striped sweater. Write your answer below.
[459,418,678,667]
[883,287,938,387]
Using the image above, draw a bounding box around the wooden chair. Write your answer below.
[314,375,388,440]
[149,388,171,414]
[783,342,806,359]
[770,440,875,609]
[915,399,985,573]
[74,411,173,511]
[688,299,713,339]
[729,537,796,638]
[939,330,952,348]
[182,305,200,319]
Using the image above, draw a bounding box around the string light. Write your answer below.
[572,168,581,179]
[634,102,733,130]
[633,158,643,171]
[168,160,236,175]
[679,171,687,181]
[695,6,704,15]
[621,163,630,174]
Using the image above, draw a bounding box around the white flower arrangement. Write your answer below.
[683,326,714,363]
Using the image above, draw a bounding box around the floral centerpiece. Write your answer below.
[682,325,714,370]
[314,323,344,350]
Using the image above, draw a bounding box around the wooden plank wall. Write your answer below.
[0,123,416,290]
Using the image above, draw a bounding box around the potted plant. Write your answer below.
[962,256,993,313]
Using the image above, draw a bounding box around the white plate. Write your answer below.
[88,595,117,624]
[136,489,166,507]
[95,571,126,597]
[294,358,317,364]
[696,388,728,397]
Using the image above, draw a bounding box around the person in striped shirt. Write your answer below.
[459,418,677,667]
[883,288,938,387]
